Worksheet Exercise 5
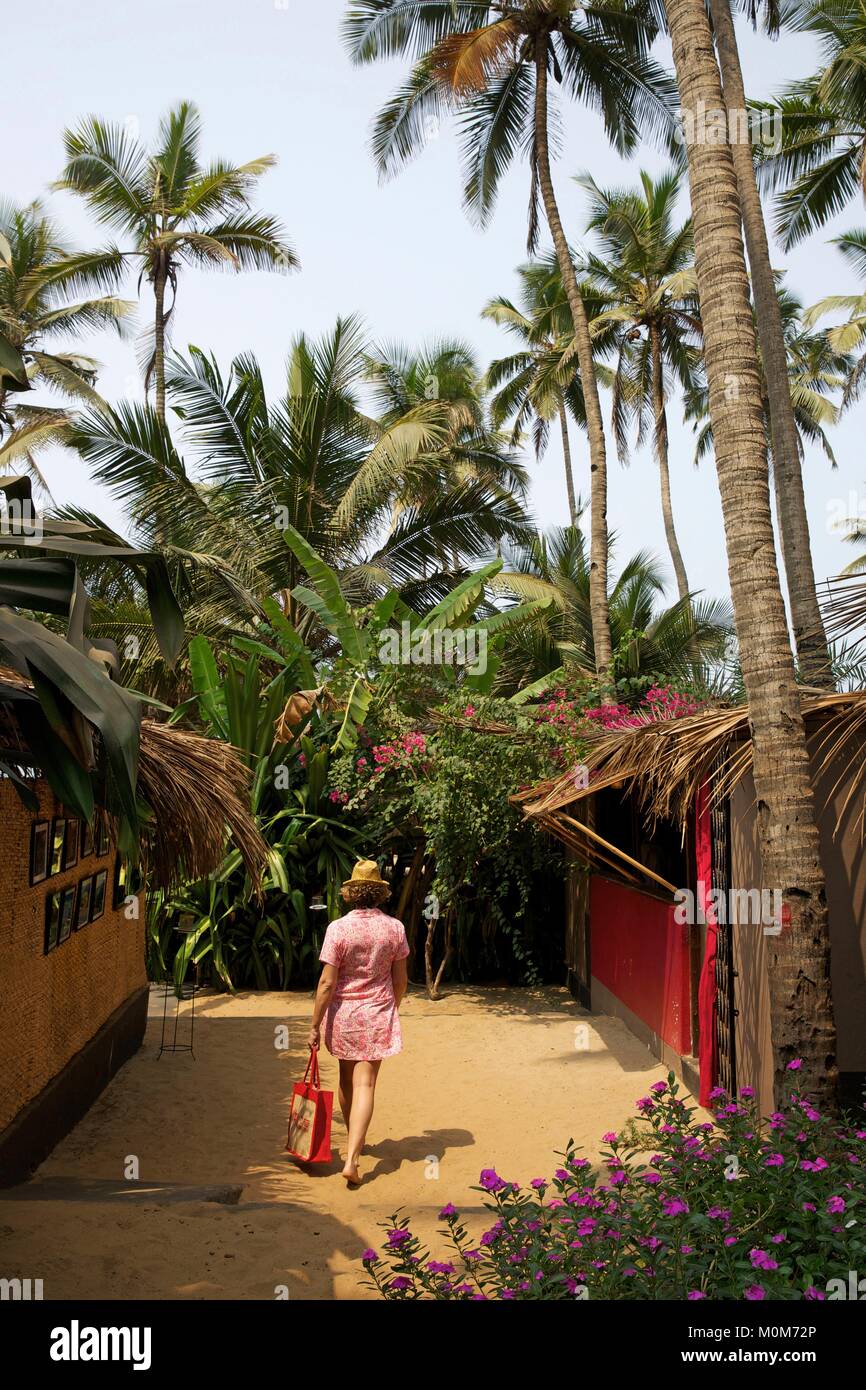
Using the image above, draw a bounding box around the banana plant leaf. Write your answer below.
[0,608,142,832]
[281,524,366,663]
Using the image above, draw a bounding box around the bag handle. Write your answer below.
[304,1045,320,1089]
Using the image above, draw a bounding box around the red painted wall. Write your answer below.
[590,876,691,1056]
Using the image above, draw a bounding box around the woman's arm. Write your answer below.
[391,957,408,1008]
[309,963,339,1048]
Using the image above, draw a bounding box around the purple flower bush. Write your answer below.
[361,1072,866,1300]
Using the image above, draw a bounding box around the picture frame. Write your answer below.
[91,869,108,923]
[44,890,62,954]
[50,817,67,877]
[58,885,76,944]
[81,820,95,859]
[75,876,94,930]
[30,820,50,886]
[63,818,80,871]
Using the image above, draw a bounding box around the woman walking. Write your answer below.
[308,860,409,1186]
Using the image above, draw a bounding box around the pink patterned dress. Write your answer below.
[319,908,410,1061]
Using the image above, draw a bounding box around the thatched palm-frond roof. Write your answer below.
[138,720,268,891]
[515,691,866,858]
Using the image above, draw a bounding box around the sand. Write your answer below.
[0,983,677,1300]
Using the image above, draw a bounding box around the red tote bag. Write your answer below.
[286,1046,333,1164]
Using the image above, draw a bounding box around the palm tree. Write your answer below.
[55,101,297,420]
[494,524,732,693]
[579,169,700,602]
[759,0,866,248]
[70,319,532,688]
[343,0,677,676]
[689,282,850,537]
[805,227,866,404]
[0,200,133,483]
[666,0,838,1107]
[483,263,595,525]
[707,0,834,687]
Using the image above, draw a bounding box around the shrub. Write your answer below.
[361,1069,866,1300]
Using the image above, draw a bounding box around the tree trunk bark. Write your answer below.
[534,33,612,675]
[667,0,838,1110]
[708,0,833,689]
[649,322,690,601]
[558,399,578,527]
[153,258,168,423]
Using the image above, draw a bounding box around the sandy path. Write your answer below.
[0,984,675,1300]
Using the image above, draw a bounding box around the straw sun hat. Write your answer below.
[341,859,390,905]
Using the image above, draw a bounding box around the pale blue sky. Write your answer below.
[3,0,862,608]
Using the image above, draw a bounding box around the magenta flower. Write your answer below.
[427,1260,455,1275]
[650,1081,668,1094]
[787,1058,803,1071]
[361,1248,378,1263]
[744,1285,766,1300]
[389,1276,413,1291]
[386,1229,411,1248]
[438,1203,457,1219]
[740,1086,755,1099]
[827,1196,846,1214]
[601,1131,618,1144]
[764,1153,785,1167]
[687,1290,706,1300]
[749,1249,778,1271]
[530,1178,546,1190]
[479,1168,508,1192]
[804,1286,826,1301]
[662,1197,689,1217]
[800,1157,828,1173]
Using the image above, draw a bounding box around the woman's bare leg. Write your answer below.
[337,1060,355,1131]
[343,1060,381,1181]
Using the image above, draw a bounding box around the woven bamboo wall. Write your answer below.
[0,779,146,1132]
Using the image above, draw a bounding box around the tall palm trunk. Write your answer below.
[558,399,578,527]
[534,31,612,675]
[649,322,690,600]
[153,256,168,423]
[666,0,837,1109]
[708,0,833,689]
